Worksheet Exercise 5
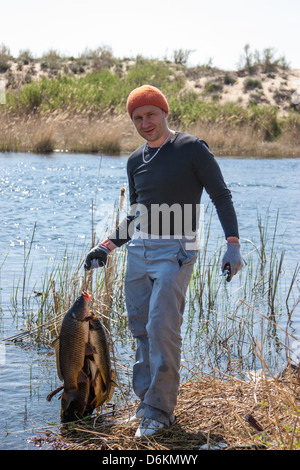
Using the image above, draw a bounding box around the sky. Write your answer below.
[1,0,300,70]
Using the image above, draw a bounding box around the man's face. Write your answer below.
[131,105,169,147]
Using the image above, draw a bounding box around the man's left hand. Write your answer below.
[221,242,244,281]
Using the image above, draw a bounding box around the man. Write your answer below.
[84,85,243,437]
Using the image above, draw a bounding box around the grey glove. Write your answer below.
[221,242,243,282]
[84,244,110,271]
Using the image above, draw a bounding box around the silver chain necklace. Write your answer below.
[142,130,171,164]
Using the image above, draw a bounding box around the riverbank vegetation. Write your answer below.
[4,200,300,449]
[0,44,299,157]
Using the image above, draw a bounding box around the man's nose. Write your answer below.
[141,117,151,128]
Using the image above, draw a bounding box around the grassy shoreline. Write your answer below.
[5,207,300,449]
[1,50,299,157]
[1,108,299,158]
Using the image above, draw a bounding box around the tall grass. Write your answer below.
[4,202,300,449]
[7,73,283,140]
[1,53,300,156]
[3,57,299,144]
[5,60,184,115]
[6,204,298,380]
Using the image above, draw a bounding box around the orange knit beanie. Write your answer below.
[127,85,169,118]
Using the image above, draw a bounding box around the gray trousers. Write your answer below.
[125,236,197,425]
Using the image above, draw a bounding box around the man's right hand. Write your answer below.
[84,244,111,271]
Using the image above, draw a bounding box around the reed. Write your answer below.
[1,54,300,157]
[39,357,300,450]
[7,205,297,370]
[1,108,299,157]
[4,203,300,449]
[32,129,55,154]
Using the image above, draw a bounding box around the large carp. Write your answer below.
[52,291,93,422]
[88,317,116,407]
[48,294,117,421]
[60,358,91,422]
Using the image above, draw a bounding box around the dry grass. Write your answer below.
[39,366,300,451]
[0,110,140,155]
[5,188,300,451]
[185,121,300,158]
[1,109,299,157]
[1,52,299,157]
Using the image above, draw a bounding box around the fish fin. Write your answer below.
[82,314,98,322]
[90,396,99,407]
[106,370,117,402]
[71,312,94,322]
[50,336,59,348]
[85,342,95,356]
[88,358,98,379]
[88,316,101,329]
[46,384,64,402]
[61,389,88,422]
[99,370,109,388]
[98,368,117,394]
[106,384,116,402]
[90,389,107,408]
[111,370,118,387]
[51,336,64,382]
[77,369,88,384]
[90,371,100,388]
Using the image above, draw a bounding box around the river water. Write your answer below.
[0,152,299,449]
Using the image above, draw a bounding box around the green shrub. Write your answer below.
[205,81,223,93]
[18,82,43,111]
[244,78,262,92]
[5,59,184,114]
[238,44,290,74]
[0,43,11,73]
[224,73,236,85]
[248,104,281,140]
[0,53,292,144]
[40,50,62,74]
[33,131,55,153]
[18,49,34,65]
[172,49,194,65]
[168,93,248,126]
[125,59,184,97]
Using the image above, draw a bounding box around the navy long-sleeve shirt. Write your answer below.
[108,132,239,246]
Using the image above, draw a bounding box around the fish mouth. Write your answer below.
[82,291,91,301]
